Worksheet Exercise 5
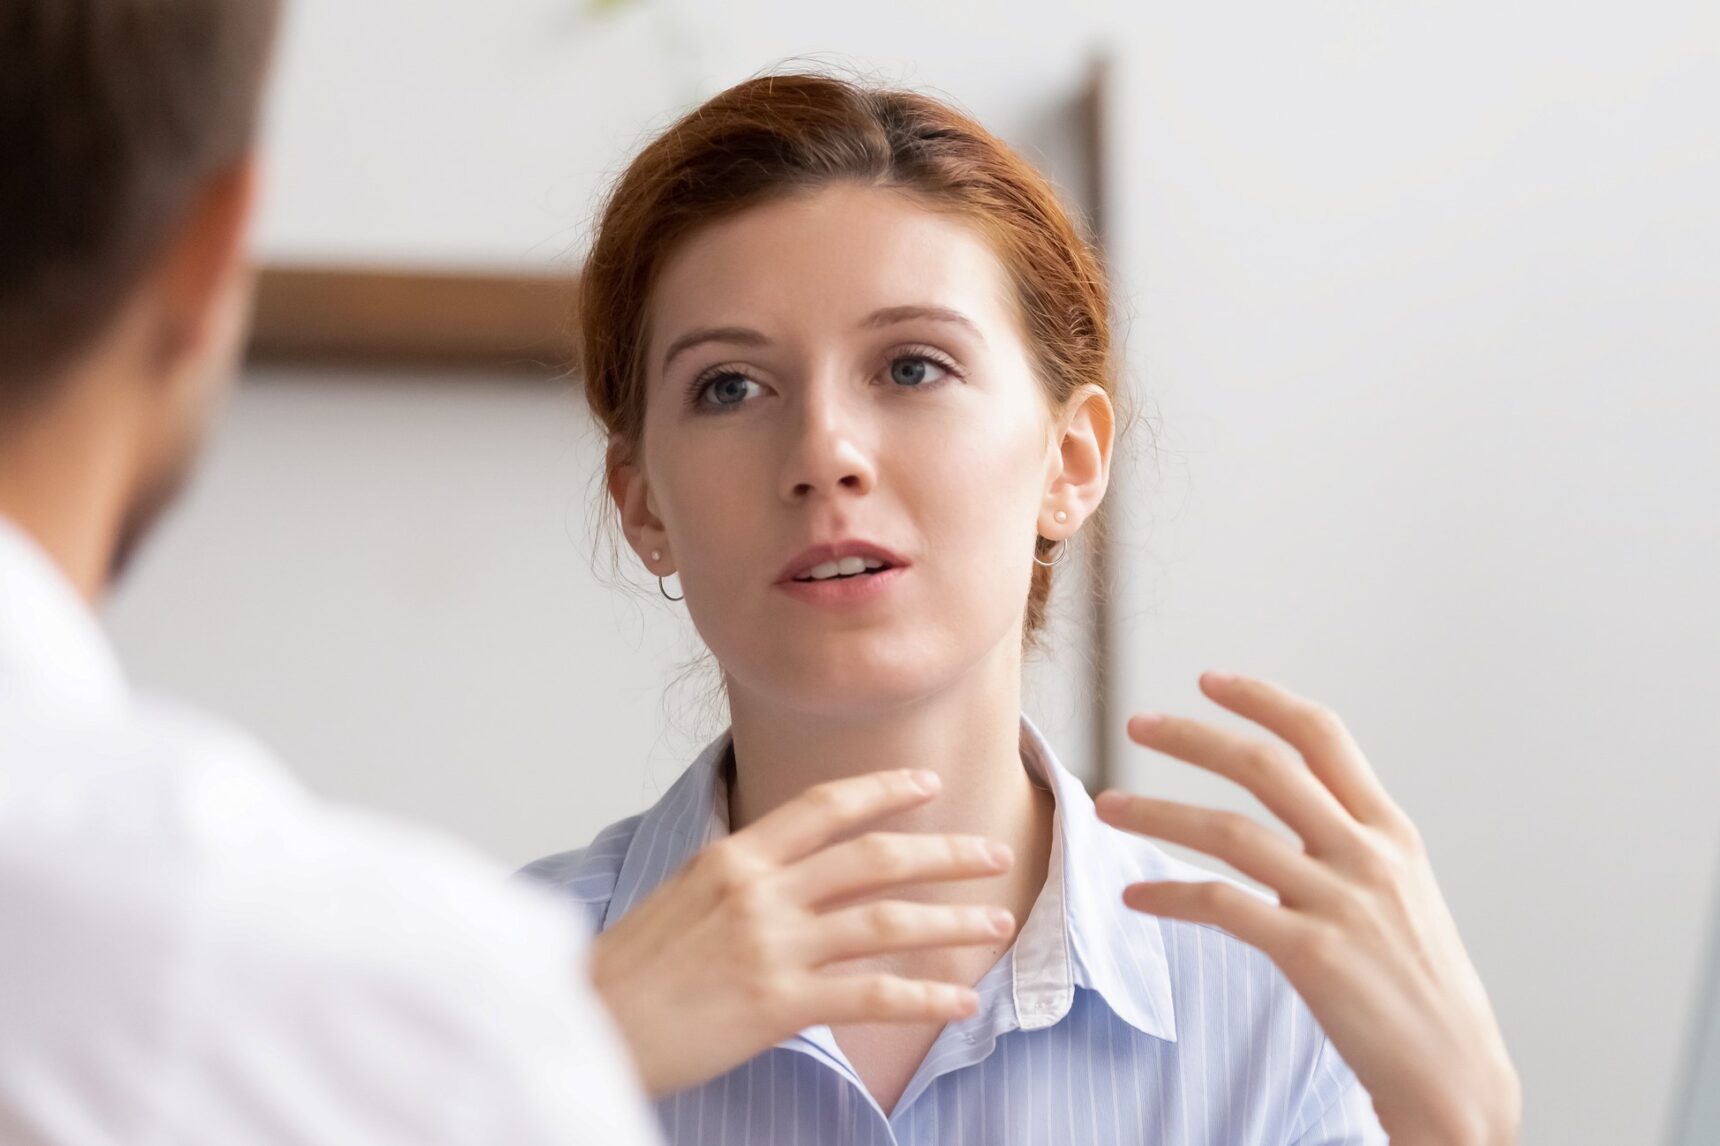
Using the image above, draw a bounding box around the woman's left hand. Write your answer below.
[1094,671,1520,1146]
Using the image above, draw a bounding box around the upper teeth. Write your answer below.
[801,556,886,581]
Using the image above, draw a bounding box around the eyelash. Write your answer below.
[888,344,964,389]
[685,346,965,413]
[685,364,756,413]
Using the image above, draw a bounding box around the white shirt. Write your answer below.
[0,517,662,1146]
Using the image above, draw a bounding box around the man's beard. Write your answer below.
[108,429,200,586]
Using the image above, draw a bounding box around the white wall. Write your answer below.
[1100,5,1720,1145]
[253,0,1114,267]
[110,370,703,863]
[104,2,1720,1143]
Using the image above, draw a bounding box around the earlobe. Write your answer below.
[1041,385,1115,537]
[607,442,673,573]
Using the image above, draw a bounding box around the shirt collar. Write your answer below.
[1018,716,1178,1043]
[603,716,1177,1044]
[0,515,128,717]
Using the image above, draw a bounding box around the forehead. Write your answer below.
[645,183,1019,354]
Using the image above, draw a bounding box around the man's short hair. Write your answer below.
[0,0,281,407]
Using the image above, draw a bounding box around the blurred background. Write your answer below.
[103,2,1719,1142]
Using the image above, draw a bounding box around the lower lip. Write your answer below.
[775,565,908,606]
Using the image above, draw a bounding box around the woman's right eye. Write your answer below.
[696,372,764,410]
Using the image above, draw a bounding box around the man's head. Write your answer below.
[0,0,281,592]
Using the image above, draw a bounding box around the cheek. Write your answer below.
[646,431,766,582]
[906,398,1048,527]
[895,410,1049,598]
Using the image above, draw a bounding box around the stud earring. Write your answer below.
[1054,510,1069,524]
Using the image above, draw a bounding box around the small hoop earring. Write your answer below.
[658,574,683,602]
[1032,538,1069,568]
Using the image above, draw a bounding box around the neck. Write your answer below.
[0,381,136,605]
[726,638,1055,916]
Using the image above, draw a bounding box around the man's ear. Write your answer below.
[607,438,674,574]
[147,154,262,371]
[1038,384,1115,541]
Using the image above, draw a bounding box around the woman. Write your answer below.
[523,72,1519,1144]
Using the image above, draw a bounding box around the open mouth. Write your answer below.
[792,556,893,583]
[777,542,909,590]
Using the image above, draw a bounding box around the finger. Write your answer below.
[1093,792,1338,907]
[794,973,981,1028]
[1126,711,1357,854]
[1197,671,1408,832]
[1121,878,1301,956]
[779,832,1012,908]
[740,770,943,865]
[804,901,1014,965]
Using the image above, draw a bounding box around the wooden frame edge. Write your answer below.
[247,265,580,373]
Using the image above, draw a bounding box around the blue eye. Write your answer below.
[697,372,763,409]
[888,355,950,388]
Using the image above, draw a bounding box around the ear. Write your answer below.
[607,437,674,574]
[1039,384,1115,540]
[147,154,262,373]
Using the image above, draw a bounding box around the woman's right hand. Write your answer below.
[589,768,1015,1098]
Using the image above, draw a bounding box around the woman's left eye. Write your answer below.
[886,354,952,388]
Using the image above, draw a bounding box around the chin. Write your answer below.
[731,632,964,719]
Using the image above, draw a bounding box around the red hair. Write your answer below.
[580,72,1115,639]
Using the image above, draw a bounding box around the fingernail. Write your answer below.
[987,908,1014,935]
[1094,790,1129,817]
[907,769,940,794]
[1203,670,1236,685]
[984,841,1013,868]
[1130,712,1165,732]
[1122,883,1156,910]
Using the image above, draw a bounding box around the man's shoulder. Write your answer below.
[0,695,302,874]
[0,701,661,1143]
[0,696,586,997]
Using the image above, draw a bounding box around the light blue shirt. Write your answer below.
[522,719,1387,1144]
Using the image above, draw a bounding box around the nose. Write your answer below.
[777,379,876,503]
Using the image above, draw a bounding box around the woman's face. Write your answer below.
[615,183,1110,718]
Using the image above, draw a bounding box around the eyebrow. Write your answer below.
[658,305,985,374]
[660,326,772,373]
[860,305,985,342]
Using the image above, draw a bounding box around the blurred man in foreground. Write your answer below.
[0,4,662,1141]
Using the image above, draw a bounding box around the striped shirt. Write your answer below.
[522,719,1387,1144]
